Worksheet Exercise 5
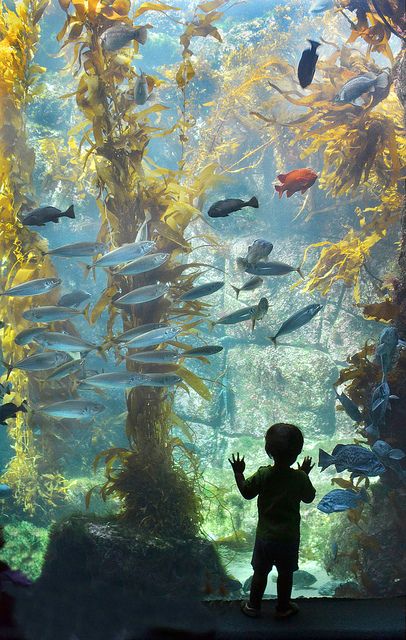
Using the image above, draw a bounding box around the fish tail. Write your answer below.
[82,303,91,323]
[308,39,321,49]
[133,25,149,45]
[40,250,48,257]
[269,336,277,346]
[252,318,256,331]
[63,205,75,219]
[230,285,240,299]
[296,266,304,279]
[96,345,108,362]
[245,196,259,208]
[375,72,389,89]
[20,400,28,413]
[318,448,334,471]
[1,360,13,379]
[274,185,284,198]
[79,262,92,279]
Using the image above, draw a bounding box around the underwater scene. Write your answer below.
[0,0,405,636]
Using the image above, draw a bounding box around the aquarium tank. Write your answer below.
[0,0,405,637]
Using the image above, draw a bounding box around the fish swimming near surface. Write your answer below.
[334,389,363,422]
[0,401,27,425]
[22,205,75,226]
[42,242,106,258]
[269,303,322,345]
[33,332,100,354]
[318,444,385,477]
[109,322,168,345]
[210,297,269,331]
[274,168,318,198]
[127,350,180,364]
[23,306,84,323]
[181,345,223,357]
[114,253,170,276]
[82,372,145,389]
[2,351,72,377]
[310,0,335,14]
[207,197,259,218]
[245,239,273,266]
[84,241,155,271]
[58,290,91,308]
[334,72,390,106]
[180,281,224,301]
[14,327,46,346]
[231,276,263,299]
[113,283,169,307]
[244,260,304,278]
[39,399,105,420]
[0,278,61,297]
[317,488,368,514]
[100,23,150,51]
[134,70,150,105]
[298,40,321,89]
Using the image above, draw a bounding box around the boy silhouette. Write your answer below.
[229,422,315,619]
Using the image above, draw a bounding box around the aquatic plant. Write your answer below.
[0,0,70,515]
[56,0,232,536]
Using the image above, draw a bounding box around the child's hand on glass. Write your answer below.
[228,452,246,474]
[297,456,314,475]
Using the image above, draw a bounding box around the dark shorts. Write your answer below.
[251,537,299,575]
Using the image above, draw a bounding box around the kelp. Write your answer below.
[57,0,226,534]
[0,0,69,515]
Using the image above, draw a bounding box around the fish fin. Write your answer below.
[286,191,295,198]
[308,39,321,49]
[236,257,248,271]
[82,303,91,322]
[63,205,75,219]
[268,336,277,346]
[318,448,334,471]
[133,25,149,45]
[96,346,108,362]
[245,196,259,208]
[40,250,48,257]
[52,218,60,223]
[79,262,92,280]
[274,185,284,198]
[277,174,287,183]
[252,318,256,331]
[389,395,399,401]
[1,360,14,380]
[375,72,389,89]
[20,400,28,413]
[332,444,345,455]
[351,98,364,106]
[230,285,240,299]
[300,188,308,194]
[335,463,347,473]
[296,266,304,278]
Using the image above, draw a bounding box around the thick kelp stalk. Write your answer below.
[57,0,228,535]
[0,0,69,515]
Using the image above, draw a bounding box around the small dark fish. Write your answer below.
[134,70,149,105]
[22,205,75,226]
[181,345,223,357]
[231,276,263,299]
[0,400,27,425]
[180,281,224,301]
[269,303,322,345]
[207,197,259,218]
[318,444,385,477]
[334,389,363,422]
[58,290,91,308]
[245,260,303,278]
[317,488,368,514]
[100,23,150,52]
[298,40,321,89]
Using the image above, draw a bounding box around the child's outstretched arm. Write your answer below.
[228,452,259,499]
[297,456,316,503]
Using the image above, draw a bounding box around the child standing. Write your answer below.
[229,422,316,619]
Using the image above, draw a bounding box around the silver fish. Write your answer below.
[181,345,223,357]
[135,212,151,243]
[334,72,390,106]
[269,303,322,345]
[45,359,86,381]
[100,24,149,52]
[87,241,155,269]
[211,297,269,331]
[180,281,224,301]
[114,253,169,276]
[22,306,83,322]
[134,70,149,105]
[14,327,46,346]
[0,278,61,297]
[6,351,72,374]
[110,323,168,345]
[113,283,169,306]
[43,242,105,258]
[127,350,180,364]
[245,261,303,277]
[39,399,105,419]
[231,276,263,300]
[33,332,99,353]
[138,373,182,387]
[126,325,181,348]
[22,205,75,226]
[83,372,145,389]
[58,290,91,308]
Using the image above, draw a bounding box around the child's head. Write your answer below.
[265,423,304,465]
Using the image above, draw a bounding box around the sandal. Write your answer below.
[241,601,261,618]
[274,601,299,619]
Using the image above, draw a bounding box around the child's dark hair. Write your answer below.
[265,423,304,465]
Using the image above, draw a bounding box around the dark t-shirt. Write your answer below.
[243,465,316,542]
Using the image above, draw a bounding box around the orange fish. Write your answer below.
[274,168,318,198]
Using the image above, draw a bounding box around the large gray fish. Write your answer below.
[372,440,406,481]
[318,444,385,477]
[22,205,75,226]
[114,253,169,276]
[334,389,363,423]
[110,322,168,345]
[22,306,83,322]
[317,488,368,514]
[245,261,303,277]
[126,325,181,349]
[375,326,404,380]
[33,332,99,353]
[231,276,263,300]
[3,351,72,377]
[0,278,61,297]
[45,358,86,382]
[180,281,224,301]
[210,297,269,331]
[100,23,149,52]
[83,372,145,389]
[43,242,105,258]
[269,303,322,345]
[127,350,180,364]
[14,327,46,346]
[208,197,259,218]
[85,241,155,270]
[113,283,169,307]
[134,70,149,105]
[138,373,182,388]
[58,290,91,308]
[39,399,105,419]
[334,72,390,106]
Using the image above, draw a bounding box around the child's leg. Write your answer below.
[276,569,293,611]
[249,569,269,610]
